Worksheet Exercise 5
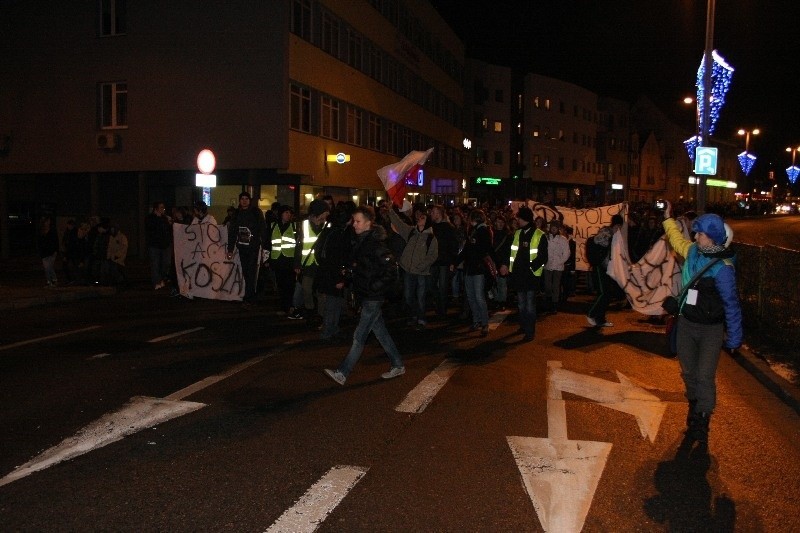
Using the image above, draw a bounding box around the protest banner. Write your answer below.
[510,201,626,271]
[173,223,244,301]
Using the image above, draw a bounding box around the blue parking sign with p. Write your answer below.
[695,147,718,175]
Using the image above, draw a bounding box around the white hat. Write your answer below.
[399,199,413,213]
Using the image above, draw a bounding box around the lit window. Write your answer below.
[99,81,127,129]
[493,121,502,133]
[544,99,551,110]
[533,97,539,108]
[482,118,489,131]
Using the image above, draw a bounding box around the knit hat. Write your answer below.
[308,199,330,217]
[692,213,726,245]
[516,206,534,223]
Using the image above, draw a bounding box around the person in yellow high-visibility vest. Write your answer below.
[269,205,297,315]
[291,199,330,322]
[499,206,548,342]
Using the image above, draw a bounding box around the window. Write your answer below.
[346,28,362,70]
[321,96,339,139]
[533,154,540,167]
[346,106,363,145]
[517,122,522,134]
[100,0,126,36]
[544,99,551,110]
[532,127,539,138]
[495,89,504,103]
[291,0,312,41]
[99,81,127,128]
[494,151,503,165]
[493,121,502,133]
[401,127,411,154]
[387,122,397,155]
[290,84,310,132]
[559,101,565,113]
[368,115,382,151]
[572,159,578,171]
[533,97,539,109]
[517,94,523,111]
[321,11,340,57]
[558,157,564,170]
[558,129,564,141]
[481,117,489,131]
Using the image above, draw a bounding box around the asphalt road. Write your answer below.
[727,214,800,250]
[1,283,799,531]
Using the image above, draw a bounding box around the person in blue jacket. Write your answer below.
[662,201,742,443]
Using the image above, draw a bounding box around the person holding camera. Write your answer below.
[662,201,742,444]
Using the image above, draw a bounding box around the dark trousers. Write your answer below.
[238,247,260,302]
[587,267,613,323]
[274,264,296,312]
[429,265,450,316]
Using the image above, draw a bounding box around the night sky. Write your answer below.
[431,1,800,180]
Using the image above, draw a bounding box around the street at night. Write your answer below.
[1,229,799,531]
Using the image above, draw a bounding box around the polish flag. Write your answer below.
[377,148,434,207]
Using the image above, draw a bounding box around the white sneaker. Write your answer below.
[381,366,406,379]
[586,316,597,327]
[324,368,346,385]
[600,321,614,327]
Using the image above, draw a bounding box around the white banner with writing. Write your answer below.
[173,223,244,301]
[510,201,626,271]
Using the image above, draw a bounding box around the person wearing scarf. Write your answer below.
[662,201,742,444]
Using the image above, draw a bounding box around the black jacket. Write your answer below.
[457,223,493,276]
[145,212,172,249]
[432,220,459,267]
[349,225,394,302]
[227,207,267,253]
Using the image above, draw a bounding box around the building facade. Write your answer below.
[0,0,466,257]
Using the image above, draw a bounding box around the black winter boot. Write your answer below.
[686,399,698,426]
[689,412,711,443]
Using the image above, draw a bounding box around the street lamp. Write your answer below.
[737,128,760,153]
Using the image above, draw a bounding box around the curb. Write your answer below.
[728,345,800,417]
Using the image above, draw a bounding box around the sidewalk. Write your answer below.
[1,254,798,415]
[0,255,148,311]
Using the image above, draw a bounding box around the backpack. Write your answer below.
[585,236,608,267]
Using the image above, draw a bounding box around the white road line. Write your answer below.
[147,327,205,343]
[488,310,511,330]
[0,325,101,352]
[395,358,460,414]
[546,361,568,440]
[88,353,110,360]
[266,465,367,533]
[164,356,266,401]
[163,342,295,401]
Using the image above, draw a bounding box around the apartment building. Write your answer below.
[463,58,511,202]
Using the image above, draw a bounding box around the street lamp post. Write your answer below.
[738,128,760,153]
[697,0,716,215]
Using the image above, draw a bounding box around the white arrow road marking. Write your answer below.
[488,309,512,331]
[266,465,367,533]
[147,327,205,343]
[507,436,612,533]
[0,343,296,487]
[395,358,460,413]
[0,396,205,487]
[0,325,101,352]
[508,361,665,532]
[549,365,666,442]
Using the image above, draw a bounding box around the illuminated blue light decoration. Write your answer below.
[684,136,700,162]
[787,166,800,184]
[696,50,734,139]
[737,151,756,176]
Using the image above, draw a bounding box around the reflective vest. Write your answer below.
[301,219,327,266]
[270,222,296,260]
[509,228,544,276]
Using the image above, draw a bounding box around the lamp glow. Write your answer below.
[197,149,216,174]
